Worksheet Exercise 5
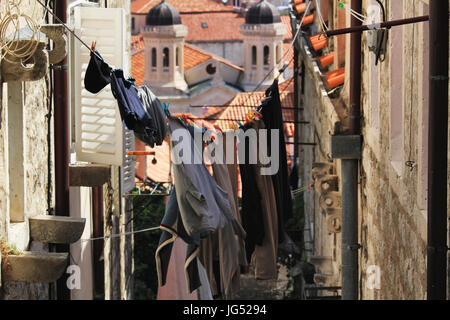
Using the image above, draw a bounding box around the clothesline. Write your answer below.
[79,225,161,242]
[34,0,104,62]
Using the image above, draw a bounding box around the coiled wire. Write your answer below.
[0,0,41,64]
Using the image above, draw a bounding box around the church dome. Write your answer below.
[146,0,182,26]
[245,0,281,24]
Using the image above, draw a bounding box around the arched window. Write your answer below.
[176,47,180,67]
[251,45,257,66]
[151,48,157,68]
[264,45,270,66]
[163,47,169,68]
[276,45,281,64]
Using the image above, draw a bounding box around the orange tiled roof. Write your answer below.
[184,43,214,70]
[183,12,245,42]
[182,12,292,43]
[131,0,235,14]
[283,42,294,69]
[213,78,295,130]
[281,15,293,40]
[133,2,292,43]
[131,35,146,86]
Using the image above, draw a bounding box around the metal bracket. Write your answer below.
[331,135,362,160]
[51,64,68,71]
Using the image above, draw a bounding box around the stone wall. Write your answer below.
[0,0,52,300]
[358,0,430,300]
[298,0,449,300]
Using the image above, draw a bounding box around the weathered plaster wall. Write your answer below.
[0,1,51,299]
[358,0,431,300]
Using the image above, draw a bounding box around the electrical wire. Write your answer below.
[33,0,104,62]
[239,0,312,112]
[80,226,161,242]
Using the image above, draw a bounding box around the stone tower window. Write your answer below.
[151,48,157,71]
[276,44,281,64]
[176,47,180,67]
[264,45,270,67]
[252,45,257,67]
[163,47,169,70]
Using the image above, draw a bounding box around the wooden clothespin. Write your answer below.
[275,73,281,82]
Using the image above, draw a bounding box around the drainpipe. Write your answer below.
[54,0,70,300]
[92,186,105,299]
[341,0,362,300]
[427,0,448,300]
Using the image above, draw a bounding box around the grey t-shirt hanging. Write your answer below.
[135,85,169,147]
[168,117,233,237]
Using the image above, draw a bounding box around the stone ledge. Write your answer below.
[1,251,68,283]
[69,163,111,187]
[29,215,86,244]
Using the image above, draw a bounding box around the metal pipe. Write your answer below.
[54,0,70,300]
[294,41,300,160]
[92,186,105,299]
[427,0,448,300]
[341,0,362,301]
[325,14,432,37]
[341,159,359,300]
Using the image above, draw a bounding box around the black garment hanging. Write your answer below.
[289,164,299,190]
[238,124,265,262]
[110,69,154,137]
[260,79,293,244]
[84,52,158,142]
[84,50,111,94]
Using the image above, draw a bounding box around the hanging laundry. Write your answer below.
[260,79,294,244]
[156,189,202,294]
[197,261,214,300]
[249,120,279,280]
[289,163,299,190]
[84,52,165,147]
[168,116,234,237]
[210,157,247,299]
[84,50,111,94]
[135,85,169,147]
[223,130,248,272]
[199,234,219,297]
[157,236,199,300]
[238,124,265,263]
[110,69,154,136]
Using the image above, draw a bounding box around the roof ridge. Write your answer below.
[183,42,244,71]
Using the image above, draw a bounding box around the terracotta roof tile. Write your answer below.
[184,43,213,70]
[213,79,295,130]
[183,12,245,42]
[131,0,234,14]
[281,15,293,40]
[133,3,292,43]
[131,49,146,86]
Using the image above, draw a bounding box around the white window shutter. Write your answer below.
[72,7,126,166]
[122,128,136,194]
